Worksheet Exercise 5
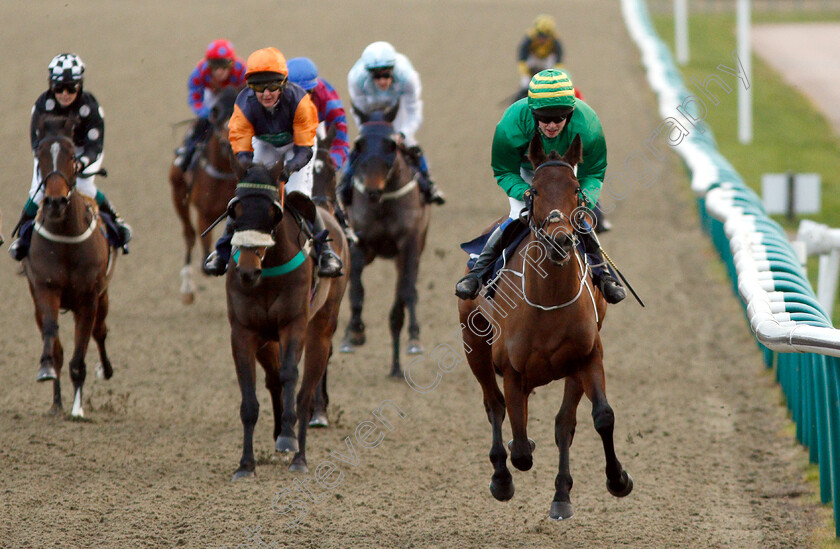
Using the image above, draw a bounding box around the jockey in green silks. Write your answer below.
[454,68,625,303]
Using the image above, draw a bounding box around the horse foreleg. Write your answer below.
[274,326,306,457]
[309,349,330,429]
[33,291,61,384]
[388,294,405,378]
[231,323,260,480]
[258,341,284,442]
[581,358,633,500]
[292,309,336,472]
[551,375,584,520]
[460,307,513,501]
[32,293,64,412]
[93,290,113,380]
[340,244,367,352]
[69,301,98,418]
[397,241,423,356]
[503,367,533,472]
[170,167,196,266]
[170,167,197,304]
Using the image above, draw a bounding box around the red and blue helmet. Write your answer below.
[205,39,236,61]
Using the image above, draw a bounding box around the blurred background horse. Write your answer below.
[339,107,430,378]
[169,87,240,304]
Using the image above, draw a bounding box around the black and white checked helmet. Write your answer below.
[48,53,85,85]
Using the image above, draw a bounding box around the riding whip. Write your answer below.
[201,211,228,238]
[591,231,646,308]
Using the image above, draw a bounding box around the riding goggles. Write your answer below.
[248,80,286,93]
[533,111,572,124]
[51,82,80,94]
[370,69,393,80]
[208,58,234,69]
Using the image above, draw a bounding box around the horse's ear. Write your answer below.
[325,122,337,145]
[528,131,547,169]
[384,103,399,122]
[564,134,583,167]
[232,154,248,181]
[352,103,369,124]
[63,115,79,137]
[269,160,286,183]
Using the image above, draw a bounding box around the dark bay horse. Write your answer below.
[170,87,240,304]
[457,134,632,520]
[339,107,430,377]
[24,116,118,417]
[224,159,349,479]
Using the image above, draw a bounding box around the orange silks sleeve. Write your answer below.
[228,104,255,154]
[292,94,319,147]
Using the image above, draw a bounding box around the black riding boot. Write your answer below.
[454,224,505,300]
[7,201,38,261]
[175,118,212,171]
[578,229,625,304]
[338,170,353,207]
[333,203,359,245]
[203,220,233,276]
[97,195,133,250]
[313,210,343,278]
[408,146,445,205]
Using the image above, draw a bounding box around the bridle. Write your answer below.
[351,123,418,202]
[524,159,584,251]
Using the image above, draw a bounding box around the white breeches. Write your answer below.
[252,139,315,197]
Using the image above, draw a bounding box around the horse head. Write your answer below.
[313,124,338,203]
[351,105,408,203]
[228,157,285,287]
[207,86,241,165]
[35,115,79,220]
[526,133,584,266]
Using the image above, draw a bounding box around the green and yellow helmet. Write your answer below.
[527,68,576,115]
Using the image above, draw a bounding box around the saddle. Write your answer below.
[459,220,611,301]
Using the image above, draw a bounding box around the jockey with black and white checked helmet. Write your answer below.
[48,53,85,88]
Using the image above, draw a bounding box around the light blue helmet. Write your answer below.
[361,41,397,71]
[287,57,319,91]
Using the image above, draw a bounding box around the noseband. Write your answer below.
[525,159,584,248]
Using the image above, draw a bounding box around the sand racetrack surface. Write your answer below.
[0,1,823,547]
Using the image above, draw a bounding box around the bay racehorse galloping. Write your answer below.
[339,107,430,377]
[224,159,349,479]
[458,134,632,520]
[170,87,240,304]
[24,116,118,417]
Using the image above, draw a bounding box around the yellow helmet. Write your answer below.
[531,14,556,36]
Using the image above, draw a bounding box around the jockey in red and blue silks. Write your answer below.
[174,39,246,172]
[287,57,350,173]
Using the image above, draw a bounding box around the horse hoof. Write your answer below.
[607,471,634,498]
[348,331,366,346]
[181,293,195,305]
[507,438,536,452]
[406,340,424,355]
[338,340,355,354]
[97,361,114,380]
[489,477,515,501]
[48,404,64,416]
[289,461,309,473]
[309,411,329,428]
[36,366,57,382]
[275,436,299,453]
[232,469,255,481]
[549,501,574,521]
[389,367,404,379]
